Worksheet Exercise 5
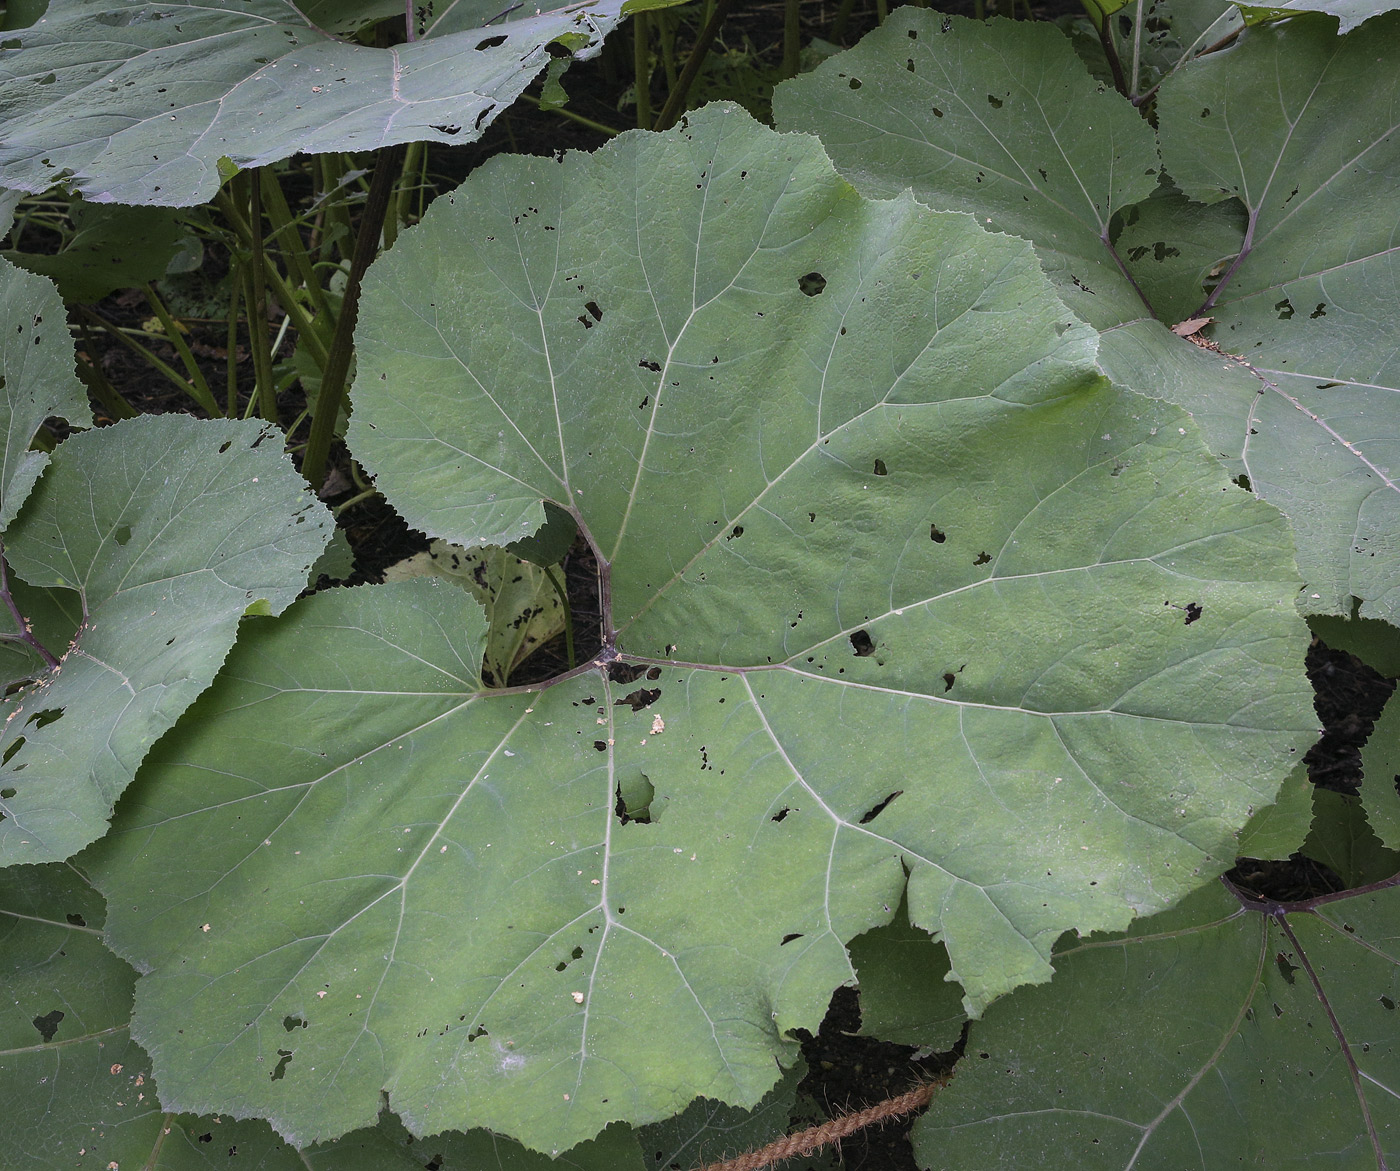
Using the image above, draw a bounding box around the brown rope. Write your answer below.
[692,1077,948,1171]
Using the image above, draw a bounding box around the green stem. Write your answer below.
[142,285,220,416]
[225,274,242,417]
[75,306,214,414]
[332,487,380,517]
[832,0,857,43]
[518,92,621,136]
[300,144,406,491]
[654,0,738,132]
[544,564,576,671]
[75,322,138,421]
[783,0,801,79]
[392,140,424,238]
[1083,1,1129,96]
[633,12,652,130]
[259,168,331,320]
[214,189,330,369]
[1130,0,1144,99]
[659,15,678,90]
[247,172,279,425]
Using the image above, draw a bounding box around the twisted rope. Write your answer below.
[692,1077,948,1171]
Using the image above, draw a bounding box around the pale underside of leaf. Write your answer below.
[0,0,656,206]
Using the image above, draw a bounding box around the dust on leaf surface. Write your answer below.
[0,861,643,1170]
[89,105,1314,1156]
[0,415,331,864]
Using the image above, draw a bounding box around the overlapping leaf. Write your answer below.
[776,11,1400,626]
[849,912,965,1051]
[0,414,331,864]
[1232,0,1400,32]
[384,540,567,686]
[0,862,642,1170]
[0,258,91,529]
[0,0,670,206]
[88,106,1312,1154]
[1155,13,1400,621]
[913,878,1400,1169]
[4,201,195,303]
[1362,701,1400,852]
[774,12,1160,334]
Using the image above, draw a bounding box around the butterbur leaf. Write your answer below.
[1309,612,1400,679]
[1154,14,1400,622]
[1362,697,1400,852]
[3,201,192,303]
[1302,789,1400,888]
[0,415,332,864]
[0,862,306,1168]
[89,106,1312,1154]
[779,11,1400,628]
[507,499,580,567]
[1118,190,1247,326]
[0,574,79,695]
[1231,0,1400,31]
[1235,761,1314,861]
[0,258,92,529]
[913,878,1400,1169]
[383,539,566,685]
[849,907,966,1051]
[773,12,1161,335]
[0,862,642,1170]
[637,1063,807,1170]
[0,0,682,206]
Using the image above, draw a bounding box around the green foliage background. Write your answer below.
[2,0,1400,1167]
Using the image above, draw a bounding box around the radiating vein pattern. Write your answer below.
[92,106,1314,1156]
[914,881,1400,1169]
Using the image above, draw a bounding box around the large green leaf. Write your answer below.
[0,861,643,1169]
[1153,13,1400,622]
[912,877,1400,1169]
[1361,698,1400,852]
[849,910,965,1051]
[88,106,1313,1154]
[0,415,332,864]
[0,861,299,1169]
[773,12,1160,335]
[775,12,1400,627]
[0,0,670,206]
[0,258,91,529]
